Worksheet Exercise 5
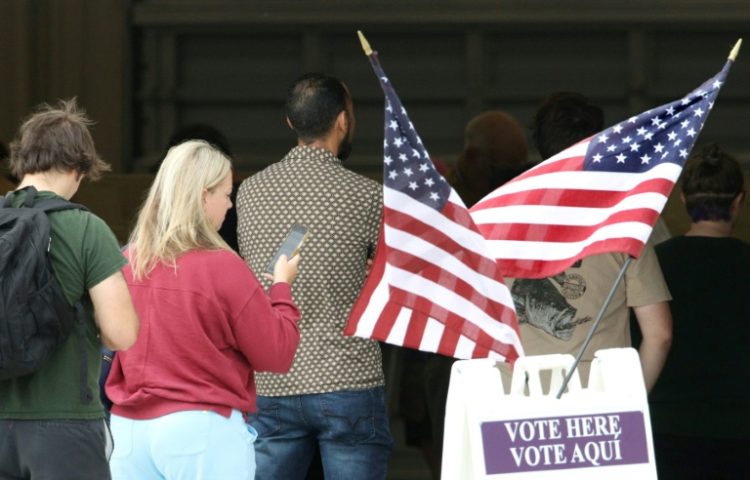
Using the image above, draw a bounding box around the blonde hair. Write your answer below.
[129,140,232,279]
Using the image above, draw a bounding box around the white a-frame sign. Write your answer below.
[442,348,657,479]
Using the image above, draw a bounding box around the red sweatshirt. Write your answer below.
[106,249,300,419]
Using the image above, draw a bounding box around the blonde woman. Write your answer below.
[106,140,301,479]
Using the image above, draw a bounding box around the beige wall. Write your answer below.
[0,0,129,172]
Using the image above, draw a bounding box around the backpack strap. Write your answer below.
[21,185,37,207]
[32,198,89,215]
[4,185,89,213]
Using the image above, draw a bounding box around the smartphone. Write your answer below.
[265,223,309,274]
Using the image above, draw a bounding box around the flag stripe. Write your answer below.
[474,162,683,209]
[372,298,403,341]
[455,335,477,359]
[436,320,460,356]
[473,177,675,210]
[385,188,492,259]
[472,192,668,227]
[384,206,501,279]
[386,244,517,325]
[476,208,661,243]
[485,221,654,260]
[386,272,521,349]
[344,232,389,338]
[384,209,513,305]
[357,301,519,361]
[388,287,521,360]
[494,238,644,279]
[420,318,446,353]
[403,310,429,350]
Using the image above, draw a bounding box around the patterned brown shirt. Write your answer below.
[236,146,385,396]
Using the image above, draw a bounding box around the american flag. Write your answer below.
[344,51,523,362]
[470,56,735,279]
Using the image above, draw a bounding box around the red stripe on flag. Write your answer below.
[386,245,515,324]
[475,178,675,210]
[472,341,490,359]
[371,300,403,341]
[344,223,387,336]
[385,207,499,277]
[437,323,460,358]
[495,238,645,279]
[476,208,661,243]
[390,287,521,360]
[402,310,428,350]
[441,200,476,229]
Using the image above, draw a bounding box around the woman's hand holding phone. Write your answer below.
[262,223,307,284]
[271,253,301,285]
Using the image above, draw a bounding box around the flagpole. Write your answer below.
[555,256,632,399]
[357,30,373,56]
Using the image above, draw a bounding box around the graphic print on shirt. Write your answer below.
[511,260,591,341]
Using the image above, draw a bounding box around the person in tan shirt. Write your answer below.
[509,92,673,391]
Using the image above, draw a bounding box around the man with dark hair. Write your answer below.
[508,92,673,392]
[284,73,355,160]
[0,99,139,479]
[531,92,604,160]
[236,73,392,479]
[650,144,750,480]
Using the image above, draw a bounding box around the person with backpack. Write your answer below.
[0,99,140,480]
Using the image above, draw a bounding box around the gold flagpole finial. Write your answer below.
[729,38,742,61]
[357,30,373,56]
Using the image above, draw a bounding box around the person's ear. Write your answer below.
[285,117,294,131]
[679,192,686,205]
[731,192,745,212]
[335,110,348,134]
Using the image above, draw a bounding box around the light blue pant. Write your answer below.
[110,410,257,480]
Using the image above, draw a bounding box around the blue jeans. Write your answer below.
[248,387,393,480]
[110,410,257,480]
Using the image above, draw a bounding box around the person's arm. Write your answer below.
[89,271,140,351]
[633,301,672,392]
[234,281,301,373]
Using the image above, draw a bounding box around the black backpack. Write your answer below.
[0,186,93,402]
